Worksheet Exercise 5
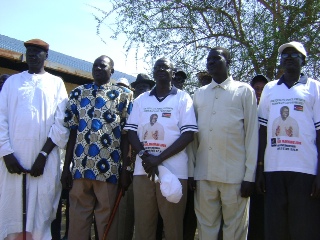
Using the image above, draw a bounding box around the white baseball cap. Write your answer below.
[278,41,307,57]
[116,77,130,88]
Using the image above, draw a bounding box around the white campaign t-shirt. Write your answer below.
[124,87,198,179]
[258,75,320,175]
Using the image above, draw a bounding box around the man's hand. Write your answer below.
[255,167,266,195]
[311,174,320,198]
[240,181,255,198]
[61,168,73,190]
[30,154,47,177]
[120,168,133,195]
[3,153,26,174]
[142,154,161,174]
[188,177,196,191]
[147,166,159,182]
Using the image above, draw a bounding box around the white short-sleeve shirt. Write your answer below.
[258,74,320,175]
[124,86,198,179]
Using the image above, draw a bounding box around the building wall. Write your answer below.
[0,67,18,75]
[65,82,80,94]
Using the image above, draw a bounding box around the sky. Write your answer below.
[0,0,149,77]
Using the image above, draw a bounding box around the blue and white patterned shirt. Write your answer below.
[64,83,133,184]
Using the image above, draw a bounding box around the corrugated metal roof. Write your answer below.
[0,34,135,82]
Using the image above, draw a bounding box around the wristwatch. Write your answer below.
[40,151,48,158]
[138,150,146,157]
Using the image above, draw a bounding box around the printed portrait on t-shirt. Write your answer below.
[142,113,165,140]
[272,106,299,137]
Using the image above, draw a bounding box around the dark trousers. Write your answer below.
[265,171,320,240]
[51,199,62,240]
[183,188,197,240]
[51,189,70,240]
[248,190,264,240]
[156,212,163,240]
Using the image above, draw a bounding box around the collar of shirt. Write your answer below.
[210,76,233,90]
[149,85,178,96]
[91,82,112,90]
[277,73,307,86]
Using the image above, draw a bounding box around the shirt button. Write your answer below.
[210,129,213,131]
[215,96,218,99]
[209,147,212,150]
[212,111,216,114]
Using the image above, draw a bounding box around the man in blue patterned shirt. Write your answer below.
[61,55,133,240]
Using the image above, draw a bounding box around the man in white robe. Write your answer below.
[0,39,69,240]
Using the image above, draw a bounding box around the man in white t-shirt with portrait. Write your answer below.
[257,41,320,240]
[124,57,198,240]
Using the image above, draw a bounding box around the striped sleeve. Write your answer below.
[124,98,140,132]
[312,79,320,131]
[258,116,268,126]
[124,123,138,131]
[258,84,269,127]
[180,124,198,133]
[179,92,198,133]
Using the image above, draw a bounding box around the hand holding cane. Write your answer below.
[22,170,30,240]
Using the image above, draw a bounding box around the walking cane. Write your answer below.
[22,172,27,240]
[102,188,123,240]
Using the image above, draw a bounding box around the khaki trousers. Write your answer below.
[195,180,249,240]
[68,179,118,240]
[133,175,187,240]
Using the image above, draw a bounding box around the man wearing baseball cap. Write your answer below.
[0,39,69,239]
[116,77,131,88]
[257,41,320,239]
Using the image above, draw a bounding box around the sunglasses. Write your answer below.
[281,53,303,59]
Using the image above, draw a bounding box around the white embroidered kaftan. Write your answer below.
[0,71,69,240]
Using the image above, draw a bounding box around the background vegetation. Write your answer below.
[94,0,320,93]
